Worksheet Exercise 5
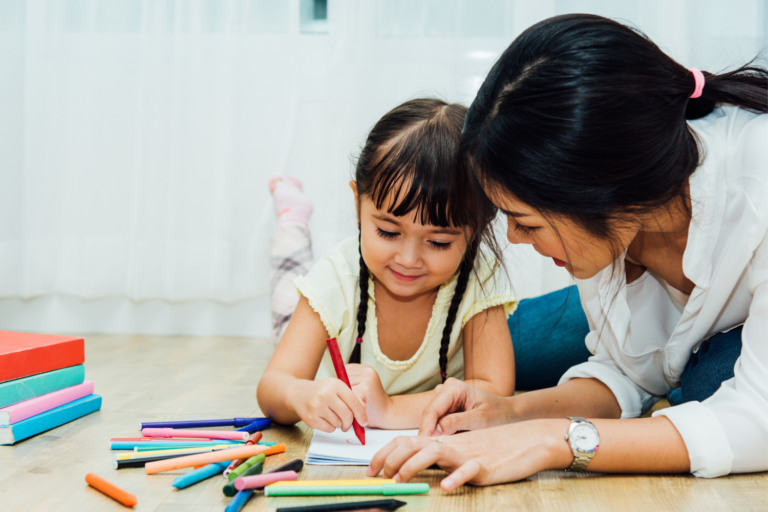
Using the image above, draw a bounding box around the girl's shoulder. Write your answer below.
[456,250,517,326]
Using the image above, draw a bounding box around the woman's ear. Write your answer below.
[349,181,360,219]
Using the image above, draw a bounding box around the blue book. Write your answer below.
[0,365,85,409]
[0,394,102,445]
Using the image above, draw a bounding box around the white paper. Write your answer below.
[306,427,419,465]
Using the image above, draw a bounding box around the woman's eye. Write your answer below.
[514,223,538,235]
[376,228,399,239]
[429,241,452,251]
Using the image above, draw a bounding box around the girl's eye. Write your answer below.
[514,223,538,236]
[429,241,452,251]
[376,228,399,239]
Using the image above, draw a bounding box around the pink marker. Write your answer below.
[234,470,298,491]
[141,427,248,441]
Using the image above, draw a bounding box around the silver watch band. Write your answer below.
[565,416,598,472]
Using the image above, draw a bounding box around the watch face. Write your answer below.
[571,424,599,452]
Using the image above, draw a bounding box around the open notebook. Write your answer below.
[306,427,419,465]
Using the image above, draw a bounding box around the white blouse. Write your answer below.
[560,106,768,478]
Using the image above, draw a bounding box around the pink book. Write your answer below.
[0,380,94,426]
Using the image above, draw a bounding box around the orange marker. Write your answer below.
[145,443,285,475]
[85,473,137,507]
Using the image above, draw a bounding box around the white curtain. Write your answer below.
[1,0,766,335]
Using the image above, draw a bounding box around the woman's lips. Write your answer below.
[389,267,423,282]
[552,258,567,267]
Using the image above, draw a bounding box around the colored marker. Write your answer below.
[172,460,232,489]
[326,337,365,445]
[111,437,217,442]
[228,453,266,481]
[235,470,298,491]
[145,443,285,474]
[270,479,396,486]
[141,417,267,429]
[223,463,263,497]
[264,483,429,496]
[117,445,234,460]
[240,458,304,491]
[85,473,138,507]
[235,418,272,433]
[225,489,254,512]
[276,500,407,512]
[135,441,244,451]
[141,427,248,441]
[224,432,263,477]
[115,452,220,469]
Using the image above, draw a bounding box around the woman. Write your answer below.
[367,14,767,489]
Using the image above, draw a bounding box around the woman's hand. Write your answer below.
[419,378,517,436]
[368,419,573,490]
[290,378,368,433]
[347,364,393,428]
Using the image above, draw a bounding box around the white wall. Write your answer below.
[1,0,766,337]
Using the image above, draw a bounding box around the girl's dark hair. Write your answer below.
[350,98,496,382]
[463,14,768,242]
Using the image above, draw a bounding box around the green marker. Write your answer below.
[258,441,277,446]
[228,453,266,481]
[264,483,429,497]
[223,463,263,497]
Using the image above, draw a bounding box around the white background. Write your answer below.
[1,0,766,337]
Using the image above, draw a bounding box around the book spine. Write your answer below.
[0,365,85,409]
[0,380,94,426]
[0,394,102,445]
[0,337,84,383]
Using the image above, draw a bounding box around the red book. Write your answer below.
[0,331,85,384]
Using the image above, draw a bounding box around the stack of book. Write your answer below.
[0,331,102,445]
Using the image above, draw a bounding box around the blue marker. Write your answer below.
[225,490,254,512]
[141,417,266,429]
[172,460,232,489]
[236,418,272,433]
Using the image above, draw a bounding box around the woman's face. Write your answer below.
[489,190,638,280]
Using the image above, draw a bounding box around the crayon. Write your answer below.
[325,338,365,445]
[235,470,298,491]
[223,463,262,497]
[172,460,232,489]
[224,432,263,477]
[263,483,429,496]
[141,417,266,429]
[228,453,266,481]
[85,473,138,507]
[141,427,248,441]
[145,443,285,474]
[225,489,254,512]
[276,500,407,512]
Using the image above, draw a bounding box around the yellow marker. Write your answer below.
[116,445,233,460]
[269,479,397,487]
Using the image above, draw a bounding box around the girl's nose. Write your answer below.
[394,242,420,268]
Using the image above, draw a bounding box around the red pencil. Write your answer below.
[325,337,365,445]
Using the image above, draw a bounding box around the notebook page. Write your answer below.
[306,428,418,465]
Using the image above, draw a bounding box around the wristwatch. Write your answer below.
[564,417,599,471]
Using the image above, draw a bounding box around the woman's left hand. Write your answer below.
[367,419,573,490]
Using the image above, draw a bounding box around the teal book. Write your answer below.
[0,365,85,409]
[0,394,101,445]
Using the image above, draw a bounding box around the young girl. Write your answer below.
[257,98,517,431]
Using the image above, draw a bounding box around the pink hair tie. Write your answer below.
[356,337,363,344]
[689,68,705,99]
[440,371,447,378]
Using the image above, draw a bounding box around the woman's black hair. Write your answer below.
[462,14,768,242]
[350,98,496,382]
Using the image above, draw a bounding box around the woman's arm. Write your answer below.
[348,305,515,430]
[257,295,368,430]
[368,415,689,490]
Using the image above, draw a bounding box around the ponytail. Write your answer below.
[685,61,768,120]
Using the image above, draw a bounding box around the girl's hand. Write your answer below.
[419,378,516,436]
[368,419,572,490]
[291,378,369,433]
[347,364,393,428]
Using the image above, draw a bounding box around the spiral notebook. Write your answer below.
[306,427,419,465]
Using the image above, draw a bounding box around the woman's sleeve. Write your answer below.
[653,229,768,478]
[293,248,357,339]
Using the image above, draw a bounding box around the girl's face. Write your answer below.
[351,182,468,298]
[489,190,638,280]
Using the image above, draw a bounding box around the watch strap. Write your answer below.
[565,417,598,472]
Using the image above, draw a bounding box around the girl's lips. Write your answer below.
[389,267,423,282]
[553,258,567,267]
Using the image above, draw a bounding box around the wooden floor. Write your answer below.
[0,334,766,512]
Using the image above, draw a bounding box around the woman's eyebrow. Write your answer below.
[500,208,529,218]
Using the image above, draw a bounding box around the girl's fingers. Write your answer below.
[328,395,355,432]
[394,441,461,483]
[441,459,482,491]
[310,416,338,433]
[318,407,344,431]
[337,384,369,426]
